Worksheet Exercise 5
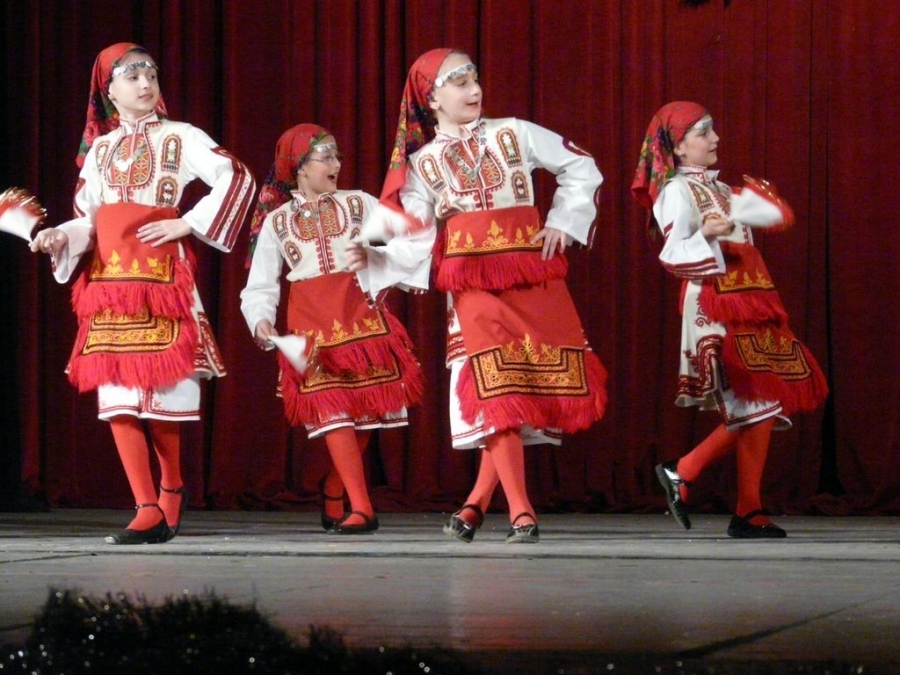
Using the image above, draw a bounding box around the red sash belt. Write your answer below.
[435,206,568,292]
[67,203,198,392]
[278,272,423,427]
[699,241,828,414]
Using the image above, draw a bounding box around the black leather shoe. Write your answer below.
[105,504,170,545]
[160,485,187,541]
[506,512,540,544]
[727,510,787,539]
[327,510,379,535]
[443,503,484,543]
[655,461,692,530]
[318,477,346,531]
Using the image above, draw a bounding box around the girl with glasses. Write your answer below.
[242,124,427,534]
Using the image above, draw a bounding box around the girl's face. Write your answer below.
[430,52,482,127]
[107,51,161,122]
[675,117,719,167]
[297,135,342,200]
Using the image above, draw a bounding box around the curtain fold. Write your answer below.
[2,0,896,515]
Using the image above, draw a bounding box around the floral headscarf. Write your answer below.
[631,101,710,210]
[380,48,456,208]
[76,42,168,168]
[246,123,331,264]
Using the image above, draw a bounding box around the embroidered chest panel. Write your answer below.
[416,124,533,217]
[272,195,363,274]
[686,177,731,219]
[684,177,751,245]
[95,123,183,206]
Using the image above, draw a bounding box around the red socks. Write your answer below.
[147,420,184,527]
[676,418,776,524]
[676,423,737,502]
[735,417,776,524]
[109,416,163,530]
[324,427,373,526]
[486,430,535,525]
[456,449,501,526]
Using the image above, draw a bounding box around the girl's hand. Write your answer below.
[344,240,369,271]
[137,218,192,246]
[30,228,68,257]
[531,226,568,260]
[700,214,734,239]
[254,320,278,350]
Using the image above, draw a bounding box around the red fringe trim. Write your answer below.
[312,312,419,374]
[456,350,607,434]
[278,346,423,428]
[277,311,424,428]
[699,282,788,327]
[431,226,448,275]
[436,250,568,293]
[66,316,199,393]
[70,258,196,321]
[721,338,829,416]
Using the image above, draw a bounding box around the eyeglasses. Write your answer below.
[306,153,343,166]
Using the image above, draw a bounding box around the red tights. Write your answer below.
[459,429,535,526]
[676,418,776,525]
[109,416,183,529]
[324,427,372,526]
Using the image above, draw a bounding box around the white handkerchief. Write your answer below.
[730,188,783,228]
[268,334,312,374]
[0,206,40,242]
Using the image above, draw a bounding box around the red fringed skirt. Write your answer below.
[278,272,424,428]
[698,241,828,415]
[438,206,607,435]
[67,203,200,393]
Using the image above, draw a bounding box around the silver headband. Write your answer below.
[111,60,158,79]
[690,115,713,133]
[312,142,337,153]
[434,62,476,88]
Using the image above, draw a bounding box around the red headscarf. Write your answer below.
[246,123,331,264]
[631,101,710,210]
[76,42,168,168]
[380,48,456,208]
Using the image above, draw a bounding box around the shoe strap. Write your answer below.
[511,511,536,525]
[134,503,165,517]
[666,464,693,488]
[160,485,185,495]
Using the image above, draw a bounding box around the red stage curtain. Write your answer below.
[1,0,897,515]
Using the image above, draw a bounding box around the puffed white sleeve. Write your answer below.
[240,217,283,335]
[52,150,102,283]
[655,180,725,279]
[179,125,256,253]
[518,119,602,246]
[357,179,436,298]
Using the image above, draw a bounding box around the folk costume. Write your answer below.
[45,43,255,544]
[382,48,607,543]
[241,124,425,534]
[632,101,828,537]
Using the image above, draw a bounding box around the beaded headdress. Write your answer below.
[247,123,331,264]
[631,101,710,211]
[76,42,167,168]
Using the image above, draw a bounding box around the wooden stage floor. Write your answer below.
[1,510,898,673]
